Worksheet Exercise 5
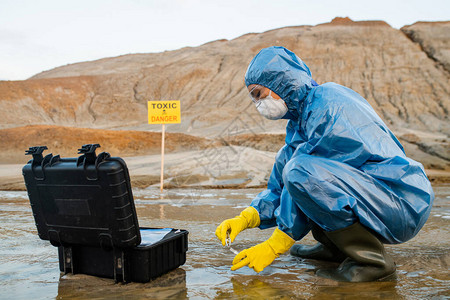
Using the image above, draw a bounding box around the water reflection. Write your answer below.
[57,268,187,299]
[217,277,296,299]
[311,280,401,299]
[215,276,402,299]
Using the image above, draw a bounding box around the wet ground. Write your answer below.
[0,185,449,299]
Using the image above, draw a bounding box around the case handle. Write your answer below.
[25,146,50,179]
[25,146,48,165]
[78,144,101,164]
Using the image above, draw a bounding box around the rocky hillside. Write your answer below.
[401,21,450,73]
[0,17,449,173]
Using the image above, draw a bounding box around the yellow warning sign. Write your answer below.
[148,100,181,124]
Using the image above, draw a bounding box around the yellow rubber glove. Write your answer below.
[215,206,260,246]
[231,228,295,273]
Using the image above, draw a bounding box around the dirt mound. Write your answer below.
[321,17,390,27]
[0,125,213,163]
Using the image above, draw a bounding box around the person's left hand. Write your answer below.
[231,228,295,273]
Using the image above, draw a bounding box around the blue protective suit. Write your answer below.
[245,46,434,244]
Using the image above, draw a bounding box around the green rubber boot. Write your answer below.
[316,223,396,282]
[290,223,346,263]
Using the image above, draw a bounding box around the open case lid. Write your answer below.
[23,144,141,249]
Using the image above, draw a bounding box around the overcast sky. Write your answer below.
[1,0,448,80]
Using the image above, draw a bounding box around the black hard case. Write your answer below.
[22,145,188,282]
[57,228,188,283]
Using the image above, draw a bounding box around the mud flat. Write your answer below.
[0,185,449,299]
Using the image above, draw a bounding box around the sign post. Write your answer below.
[148,100,181,192]
[160,123,165,193]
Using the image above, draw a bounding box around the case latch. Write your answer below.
[77,144,101,180]
[113,249,128,283]
[62,246,74,274]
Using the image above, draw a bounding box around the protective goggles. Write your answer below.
[248,85,271,104]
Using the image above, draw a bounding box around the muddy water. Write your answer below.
[0,186,449,299]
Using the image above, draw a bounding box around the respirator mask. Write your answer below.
[249,85,288,120]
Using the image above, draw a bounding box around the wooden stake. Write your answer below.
[160,124,165,193]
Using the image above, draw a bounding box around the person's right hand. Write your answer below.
[215,216,247,246]
[215,206,260,246]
